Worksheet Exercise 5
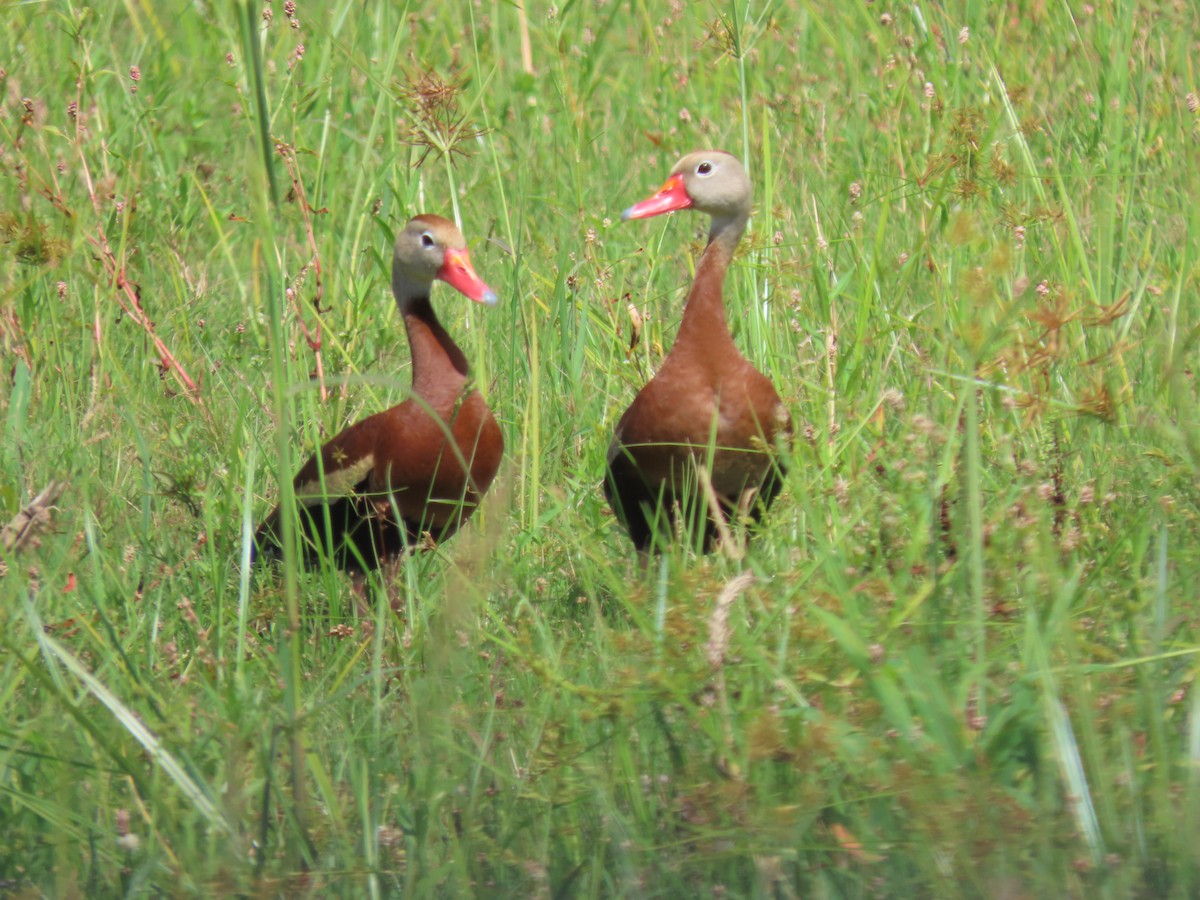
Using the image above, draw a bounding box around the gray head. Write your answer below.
[392,214,497,307]
[621,151,752,227]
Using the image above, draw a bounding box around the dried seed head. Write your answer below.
[398,67,488,165]
[177,597,199,625]
[833,476,850,505]
[1060,526,1081,553]
[705,573,755,669]
[117,833,141,853]
[377,824,404,848]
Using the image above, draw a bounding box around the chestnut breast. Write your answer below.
[613,350,789,500]
[294,389,502,533]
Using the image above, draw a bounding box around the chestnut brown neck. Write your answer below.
[672,211,748,357]
[401,295,471,406]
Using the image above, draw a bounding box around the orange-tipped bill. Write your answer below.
[621,173,692,221]
[437,247,498,306]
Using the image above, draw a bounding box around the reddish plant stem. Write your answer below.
[278,143,329,402]
[94,243,203,398]
[77,147,203,404]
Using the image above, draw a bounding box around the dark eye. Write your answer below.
[696,161,713,176]
[421,232,435,248]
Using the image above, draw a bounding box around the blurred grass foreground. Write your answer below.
[1,1,1198,895]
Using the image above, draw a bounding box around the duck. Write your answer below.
[605,150,791,554]
[254,214,504,572]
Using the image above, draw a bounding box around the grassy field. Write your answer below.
[2,0,1198,895]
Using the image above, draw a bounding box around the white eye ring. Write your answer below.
[696,161,715,176]
[420,232,435,248]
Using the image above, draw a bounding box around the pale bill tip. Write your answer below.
[481,289,499,307]
[620,206,636,222]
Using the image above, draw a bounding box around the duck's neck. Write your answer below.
[398,292,471,407]
[673,210,748,353]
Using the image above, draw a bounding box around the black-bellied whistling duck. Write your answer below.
[605,151,791,553]
[255,215,503,571]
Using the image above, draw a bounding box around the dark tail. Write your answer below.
[250,510,282,565]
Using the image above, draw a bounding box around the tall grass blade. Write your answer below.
[32,628,232,836]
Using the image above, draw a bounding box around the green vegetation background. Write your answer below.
[1,0,1198,895]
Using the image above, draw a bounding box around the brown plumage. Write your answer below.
[605,151,791,553]
[254,215,503,571]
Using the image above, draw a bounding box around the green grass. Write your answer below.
[2,0,1198,894]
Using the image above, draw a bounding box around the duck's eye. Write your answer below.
[696,161,714,176]
[420,232,435,248]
